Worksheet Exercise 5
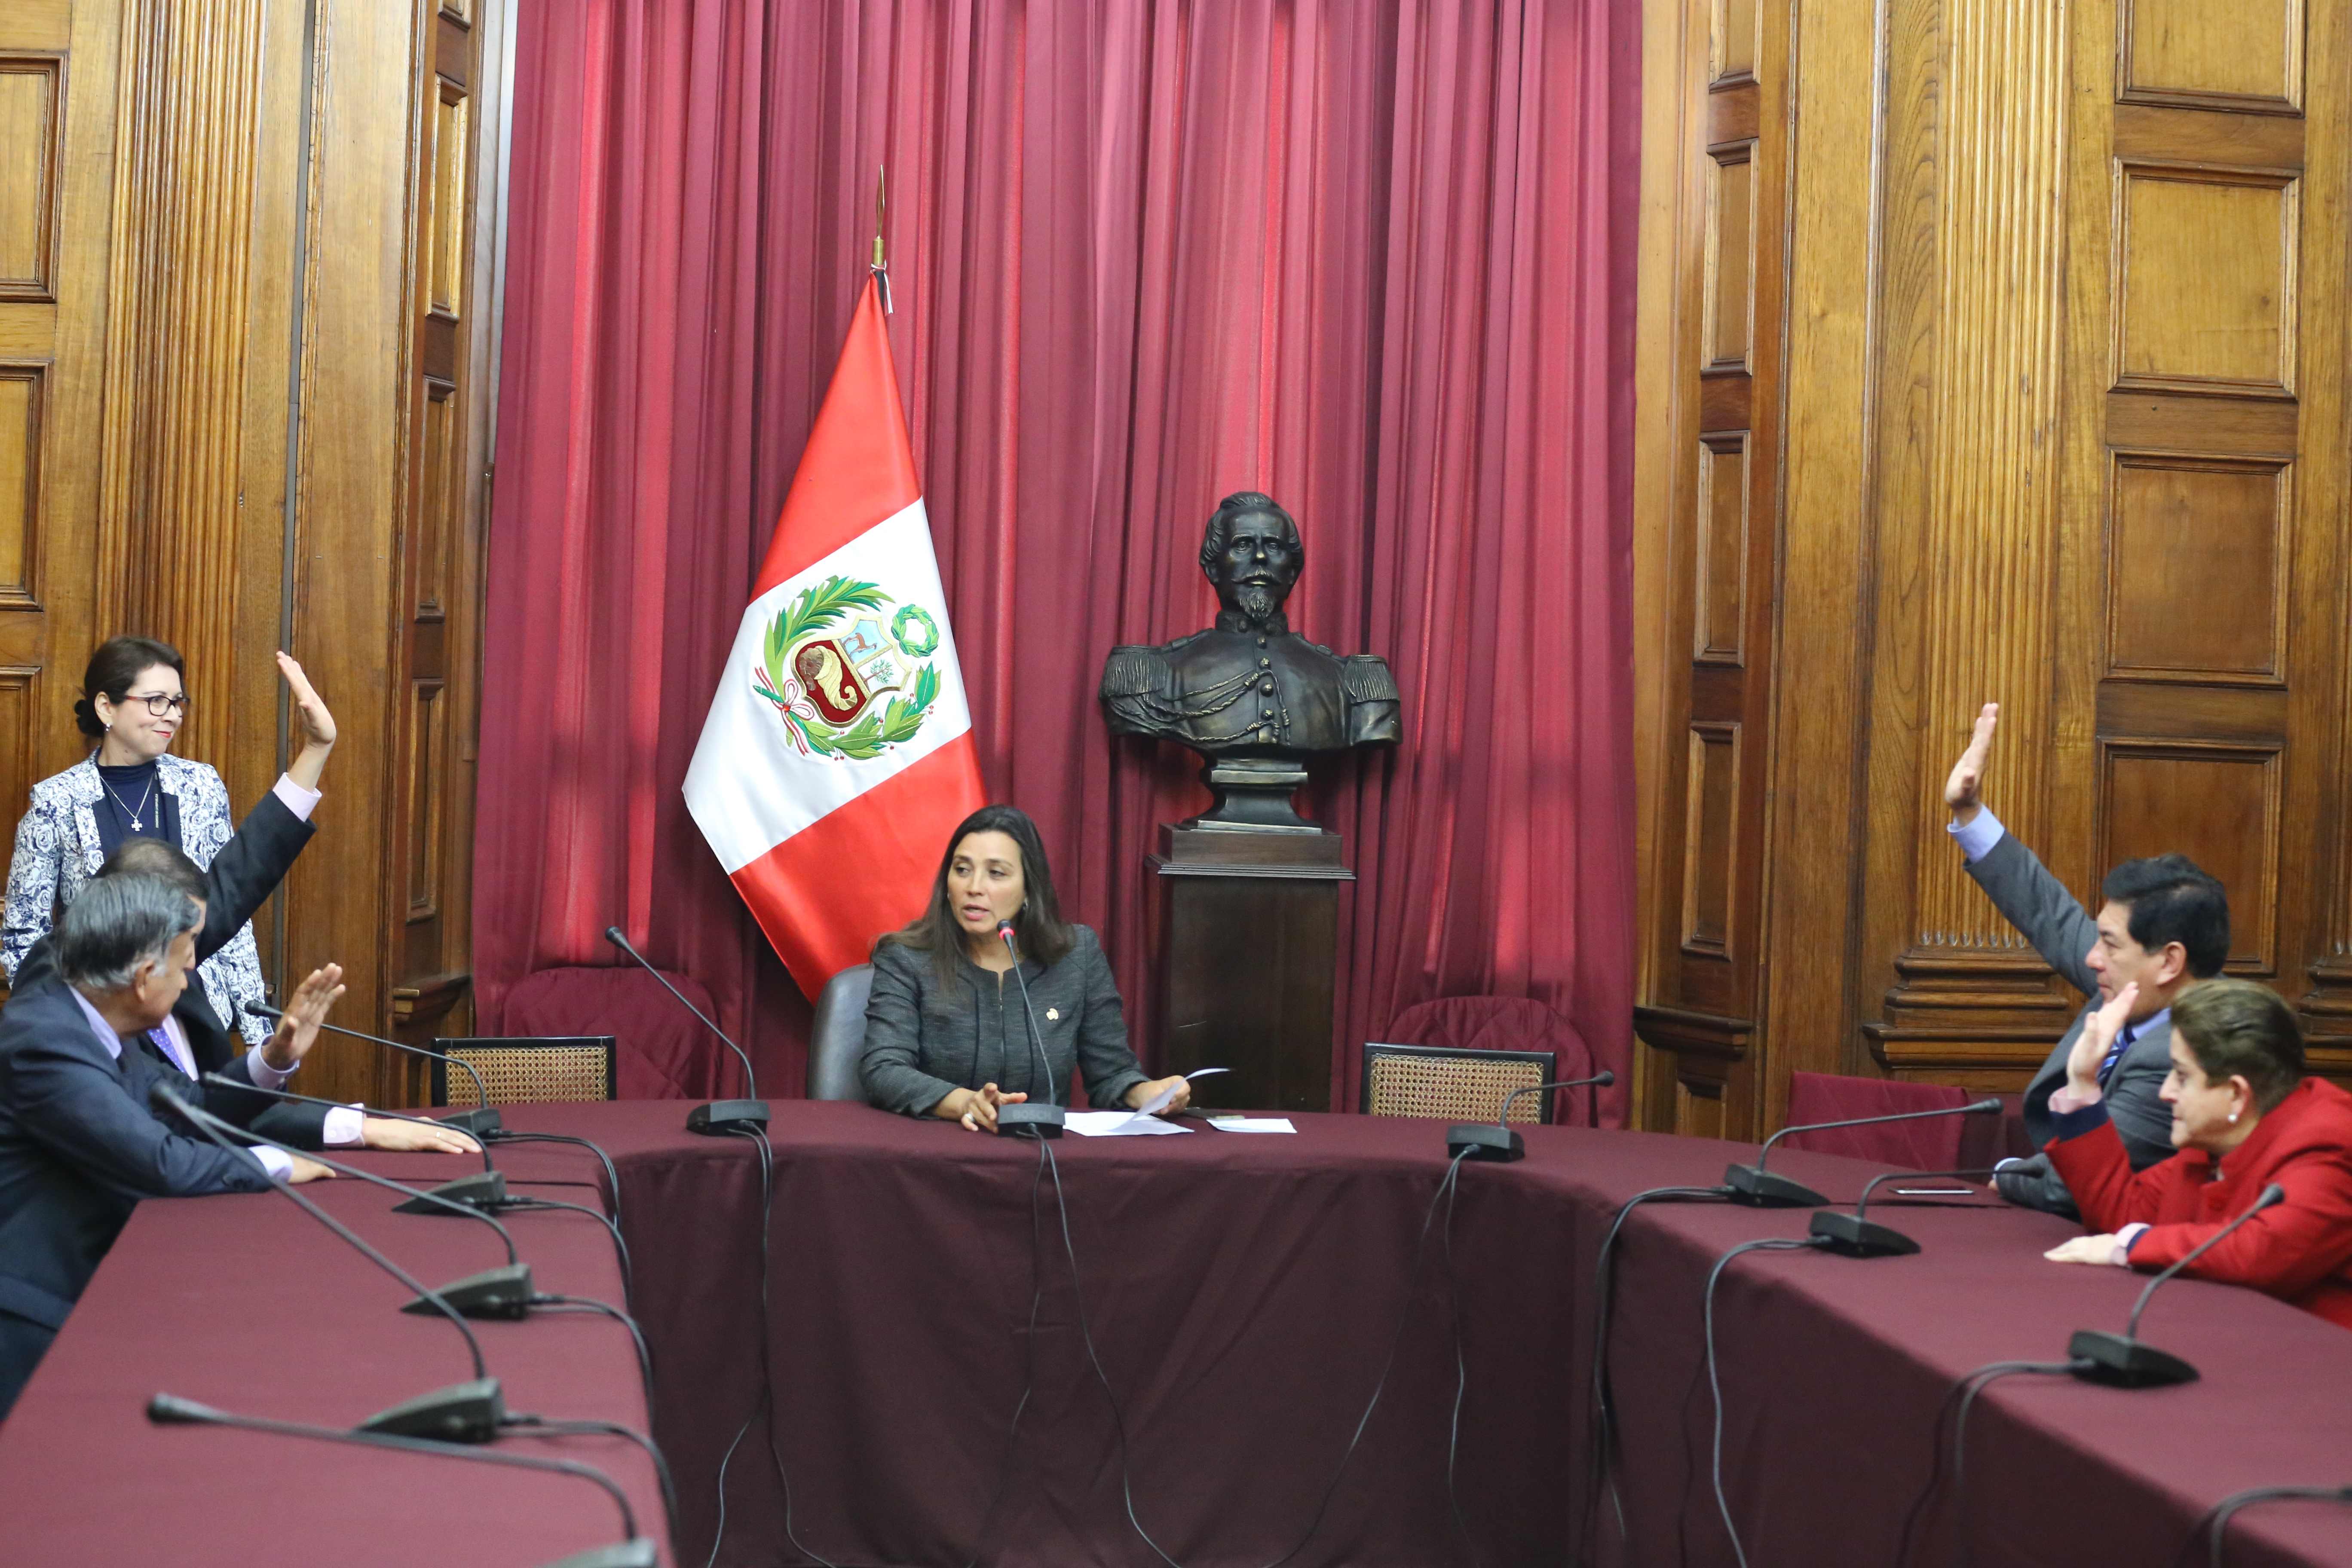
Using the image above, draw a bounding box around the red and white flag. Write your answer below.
[685,279,985,998]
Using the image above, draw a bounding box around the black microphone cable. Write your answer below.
[704,1123,836,1568]
[490,1129,626,1228]
[2171,1483,2352,1568]
[1699,1235,1834,1568]
[1436,1142,1482,1568]
[500,1193,634,1302]
[1579,1183,1735,1565]
[958,1138,1053,1568]
[502,1410,679,1540]
[1888,1357,2091,1568]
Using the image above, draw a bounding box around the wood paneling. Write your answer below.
[1637,0,2352,1129]
[1695,434,1746,663]
[1702,145,1754,372]
[2101,740,2282,969]
[2114,166,2297,397]
[0,54,61,301]
[2106,454,2289,683]
[0,365,37,606]
[2120,0,2303,115]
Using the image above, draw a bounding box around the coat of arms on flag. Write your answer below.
[752,576,943,756]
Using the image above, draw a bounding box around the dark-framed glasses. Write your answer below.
[126,691,189,717]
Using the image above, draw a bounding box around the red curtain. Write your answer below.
[478,0,1640,1122]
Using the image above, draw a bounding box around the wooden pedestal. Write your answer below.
[1149,822,1354,1113]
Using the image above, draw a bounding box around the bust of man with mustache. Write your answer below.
[1100,492,1400,760]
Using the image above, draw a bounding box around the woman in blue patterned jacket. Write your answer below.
[1,637,337,1043]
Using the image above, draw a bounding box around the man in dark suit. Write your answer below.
[1944,702,2230,1215]
[0,876,342,1417]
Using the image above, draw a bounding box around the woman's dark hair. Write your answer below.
[75,636,185,741]
[877,805,1076,982]
[2172,978,2303,1114]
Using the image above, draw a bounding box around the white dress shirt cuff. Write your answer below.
[322,1106,366,1146]
[2116,1221,2151,1263]
[254,1146,295,1182]
[271,774,323,822]
[243,1043,296,1093]
[1947,805,2007,864]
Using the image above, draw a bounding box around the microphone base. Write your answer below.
[1723,1163,1829,1208]
[1447,1124,1525,1162]
[541,1542,659,1568]
[2066,1329,2199,1387]
[404,1263,536,1320]
[437,1107,504,1138]
[1807,1209,1920,1257]
[394,1169,508,1214]
[355,1377,506,1442]
[997,1103,1066,1139]
[686,1099,772,1135]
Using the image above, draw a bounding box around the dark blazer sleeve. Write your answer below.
[1964,832,2102,996]
[194,791,315,965]
[1072,930,1150,1112]
[1,989,274,1200]
[860,944,961,1116]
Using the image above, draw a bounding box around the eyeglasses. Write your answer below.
[124,691,189,717]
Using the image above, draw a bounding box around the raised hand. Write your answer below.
[277,651,338,789]
[1943,702,2000,821]
[260,963,347,1072]
[2067,981,2136,1102]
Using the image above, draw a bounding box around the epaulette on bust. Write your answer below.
[1100,645,1170,697]
[1338,655,1399,703]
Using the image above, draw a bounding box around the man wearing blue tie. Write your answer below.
[1942,703,2230,1216]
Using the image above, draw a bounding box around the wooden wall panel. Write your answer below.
[0,54,61,300]
[0,365,37,604]
[1638,0,2352,1127]
[2106,454,2289,682]
[1680,723,1738,957]
[1695,434,1746,663]
[1702,147,1754,372]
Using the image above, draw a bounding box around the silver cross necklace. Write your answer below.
[101,772,156,833]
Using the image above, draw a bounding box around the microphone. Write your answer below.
[200,1071,494,1173]
[148,1084,507,1440]
[158,1082,535,1323]
[147,1394,656,1568]
[249,1001,502,1140]
[1446,1070,1617,1162]
[992,919,1065,1139]
[1808,1167,2003,1256]
[2068,1182,2288,1387]
[603,925,769,1135]
[1723,1098,2003,1208]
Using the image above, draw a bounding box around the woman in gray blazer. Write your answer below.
[861,805,1189,1131]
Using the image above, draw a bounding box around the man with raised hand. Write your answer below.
[0,875,341,1417]
[1944,701,2230,1216]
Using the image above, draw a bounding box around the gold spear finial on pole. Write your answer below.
[870,165,892,314]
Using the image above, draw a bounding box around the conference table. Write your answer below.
[2,1101,2348,1568]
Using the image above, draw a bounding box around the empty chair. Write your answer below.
[1363,995,1594,1124]
[431,1035,618,1107]
[807,964,874,1102]
[497,964,731,1100]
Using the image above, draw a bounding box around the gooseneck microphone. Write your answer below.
[248,1001,502,1140]
[992,919,1066,1140]
[146,1395,656,1568]
[603,925,769,1135]
[1723,1097,2003,1208]
[2067,1182,2288,1387]
[1809,1167,2004,1257]
[1447,1070,1617,1162]
[150,1086,505,1440]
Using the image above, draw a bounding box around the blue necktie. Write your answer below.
[2098,1022,2135,1087]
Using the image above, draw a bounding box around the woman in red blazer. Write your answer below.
[2042,976,2352,1329]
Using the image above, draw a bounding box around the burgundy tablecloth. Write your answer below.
[4,1101,2350,1568]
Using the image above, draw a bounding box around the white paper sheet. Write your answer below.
[1063,1110,1193,1136]
[1207,1117,1296,1133]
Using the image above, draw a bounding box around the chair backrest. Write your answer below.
[500,965,729,1100]
[1381,995,1595,1122]
[1363,1042,1559,1124]
[1780,1072,1972,1168]
[431,1037,619,1107]
[807,964,874,1101]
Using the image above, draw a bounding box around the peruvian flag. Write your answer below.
[685,279,985,998]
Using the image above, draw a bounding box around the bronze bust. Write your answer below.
[1102,493,1400,829]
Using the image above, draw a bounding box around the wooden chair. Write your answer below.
[430,1036,619,1107]
[1362,1041,1558,1124]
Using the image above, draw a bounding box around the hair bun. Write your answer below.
[71,696,104,740]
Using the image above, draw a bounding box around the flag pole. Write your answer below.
[870,164,892,315]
